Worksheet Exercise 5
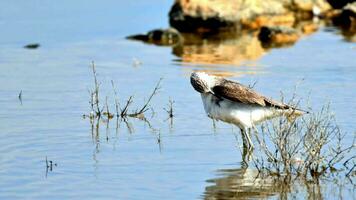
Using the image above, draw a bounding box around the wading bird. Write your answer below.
[190,72,307,150]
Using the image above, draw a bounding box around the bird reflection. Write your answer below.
[203,167,291,200]
[203,166,328,200]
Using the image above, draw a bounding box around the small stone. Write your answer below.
[24,43,40,49]
[258,26,299,47]
[126,28,181,46]
[301,23,319,34]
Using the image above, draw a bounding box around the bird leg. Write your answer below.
[240,128,248,149]
[240,128,253,166]
[246,128,254,150]
[240,128,254,151]
[241,147,251,168]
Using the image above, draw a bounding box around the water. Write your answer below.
[0,1,355,199]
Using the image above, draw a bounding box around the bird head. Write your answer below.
[190,72,217,93]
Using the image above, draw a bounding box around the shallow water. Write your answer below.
[0,1,355,200]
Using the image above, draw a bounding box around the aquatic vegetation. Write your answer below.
[83,61,170,152]
[164,98,175,118]
[251,103,355,182]
[84,61,163,121]
[217,95,356,198]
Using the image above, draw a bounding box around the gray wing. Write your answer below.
[212,80,289,109]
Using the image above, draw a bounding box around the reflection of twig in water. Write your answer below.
[18,90,23,105]
[163,98,174,118]
[150,107,156,119]
[115,116,120,136]
[166,117,174,131]
[154,130,163,153]
[141,116,158,132]
[304,178,323,200]
[45,156,57,178]
[123,118,134,134]
[89,117,101,149]
[212,119,217,134]
[92,148,99,179]
[105,117,110,142]
[163,98,175,129]
[346,164,355,178]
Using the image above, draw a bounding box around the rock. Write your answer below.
[169,0,332,32]
[126,28,181,46]
[169,0,287,32]
[169,1,235,32]
[24,43,40,49]
[241,13,295,29]
[344,33,356,42]
[327,0,356,9]
[292,0,332,13]
[300,22,319,34]
[258,26,299,47]
[332,2,356,31]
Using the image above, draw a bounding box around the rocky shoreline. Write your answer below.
[127,0,355,63]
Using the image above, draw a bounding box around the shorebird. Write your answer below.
[190,72,307,150]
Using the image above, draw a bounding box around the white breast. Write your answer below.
[201,93,282,129]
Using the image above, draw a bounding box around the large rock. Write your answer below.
[332,2,356,27]
[327,0,356,9]
[332,2,356,38]
[292,0,332,12]
[169,0,332,32]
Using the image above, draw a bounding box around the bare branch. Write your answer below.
[129,78,163,117]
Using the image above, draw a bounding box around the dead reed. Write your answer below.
[83,61,171,152]
[84,61,163,122]
[252,103,355,181]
